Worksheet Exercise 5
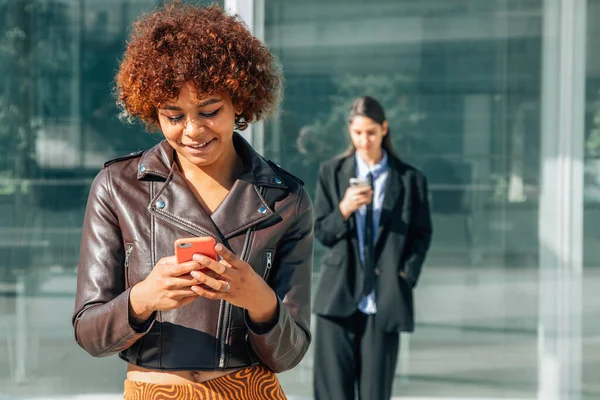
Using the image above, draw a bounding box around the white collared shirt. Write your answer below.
[354,150,389,315]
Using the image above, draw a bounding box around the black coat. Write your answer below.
[312,153,433,332]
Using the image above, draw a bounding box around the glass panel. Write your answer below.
[0,0,220,396]
[263,0,543,397]
[583,1,600,399]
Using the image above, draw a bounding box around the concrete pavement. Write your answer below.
[1,266,599,399]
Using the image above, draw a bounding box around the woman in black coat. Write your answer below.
[312,96,433,400]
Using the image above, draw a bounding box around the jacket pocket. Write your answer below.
[124,243,133,289]
[262,249,275,281]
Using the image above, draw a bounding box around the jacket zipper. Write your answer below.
[263,250,274,281]
[218,187,265,368]
[124,243,133,288]
[151,205,227,366]
[219,224,255,368]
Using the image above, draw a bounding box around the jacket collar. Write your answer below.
[136,132,287,190]
[139,132,287,240]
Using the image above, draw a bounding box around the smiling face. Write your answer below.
[157,83,241,170]
[348,115,388,163]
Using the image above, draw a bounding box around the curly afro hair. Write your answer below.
[115,1,282,131]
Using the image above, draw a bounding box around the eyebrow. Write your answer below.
[159,98,222,110]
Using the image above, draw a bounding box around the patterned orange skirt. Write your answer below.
[123,365,287,400]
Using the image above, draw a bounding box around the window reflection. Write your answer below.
[265,0,545,398]
[0,0,218,396]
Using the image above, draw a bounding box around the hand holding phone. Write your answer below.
[129,238,218,319]
[339,177,374,219]
[174,237,218,264]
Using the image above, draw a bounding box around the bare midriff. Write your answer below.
[126,364,244,384]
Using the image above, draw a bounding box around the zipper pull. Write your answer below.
[266,251,272,270]
[263,250,273,280]
[125,244,133,268]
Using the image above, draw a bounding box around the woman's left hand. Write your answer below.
[189,243,278,324]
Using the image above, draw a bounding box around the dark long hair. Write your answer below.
[340,96,396,158]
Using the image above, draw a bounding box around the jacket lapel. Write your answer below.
[337,154,364,278]
[211,178,279,239]
[336,155,357,233]
[149,167,224,239]
[374,156,404,248]
[140,135,286,241]
[212,134,287,239]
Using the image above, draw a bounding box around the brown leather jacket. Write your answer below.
[72,133,314,373]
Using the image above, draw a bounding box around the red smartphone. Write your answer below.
[174,237,218,264]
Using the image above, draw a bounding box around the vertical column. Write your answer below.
[73,0,84,167]
[538,0,587,399]
[224,0,265,155]
[253,0,267,157]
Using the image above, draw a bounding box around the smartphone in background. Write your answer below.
[174,237,218,264]
[349,177,371,188]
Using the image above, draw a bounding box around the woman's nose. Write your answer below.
[183,117,205,137]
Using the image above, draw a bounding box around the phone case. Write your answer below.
[174,237,218,263]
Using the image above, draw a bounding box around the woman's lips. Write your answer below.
[183,138,217,154]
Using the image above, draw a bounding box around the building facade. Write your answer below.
[0,0,598,399]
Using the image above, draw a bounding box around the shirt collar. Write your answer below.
[355,149,388,179]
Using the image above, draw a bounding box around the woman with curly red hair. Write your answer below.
[72,2,313,399]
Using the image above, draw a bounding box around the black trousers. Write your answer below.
[313,311,400,400]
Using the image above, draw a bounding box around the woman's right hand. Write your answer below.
[128,256,201,322]
[339,185,373,220]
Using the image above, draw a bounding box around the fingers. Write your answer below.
[190,284,227,300]
[361,190,374,199]
[157,256,177,266]
[165,275,198,289]
[171,288,199,298]
[353,193,372,202]
[349,186,372,196]
[352,189,373,198]
[167,260,203,276]
[355,186,372,195]
[352,191,373,207]
[193,244,244,270]
[192,253,229,276]
[214,244,243,268]
[188,270,230,292]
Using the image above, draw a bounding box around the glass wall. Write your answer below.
[261,0,597,399]
[0,0,217,396]
[0,0,597,399]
